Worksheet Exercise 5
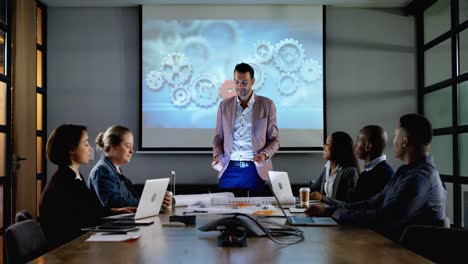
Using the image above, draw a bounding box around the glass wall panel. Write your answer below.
[36,136,42,174]
[459,81,468,126]
[460,0,468,25]
[446,182,453,225]
[425,39,451,86]
[430,135,453,175]
[0,81,5,125]
[37,50,42,88]
[462,184,468,227]
[424,0,451,44]
[36,93,42,131]
[37,7,43,45]
[460,29,468,75]
[424,87,452,129]
[460,133,468,177]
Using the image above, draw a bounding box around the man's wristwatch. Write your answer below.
[262,152,269,160]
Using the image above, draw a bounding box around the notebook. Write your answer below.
[268,172,337,226]
[103,178,170,220]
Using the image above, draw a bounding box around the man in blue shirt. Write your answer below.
[330,114,446,241]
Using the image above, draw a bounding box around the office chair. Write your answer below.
[15,209,33,223]
[5,219,49,264]
[400,225,468,263]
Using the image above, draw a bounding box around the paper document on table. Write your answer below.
[86,232,141,242]
[182,205,284,216]
[211,196,295,206]
[173,192,234,207]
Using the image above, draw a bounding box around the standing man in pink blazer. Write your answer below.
[212,63,280,195]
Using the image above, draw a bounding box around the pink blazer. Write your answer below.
[213,95,280,181]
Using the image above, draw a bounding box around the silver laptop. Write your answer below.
[103,178,170,220]
[268,172,337,226]
[268,171,294,201]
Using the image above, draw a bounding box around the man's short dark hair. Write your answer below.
[361,125,387,154]
[47,124,87,166]
[234,63,255,79]
[399,114,432,146]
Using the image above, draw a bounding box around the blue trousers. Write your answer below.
[218,161,265,195]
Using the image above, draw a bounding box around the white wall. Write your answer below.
[47,6,416,184]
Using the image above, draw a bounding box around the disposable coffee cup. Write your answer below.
[299,187,310,207]
[165,191,173,209]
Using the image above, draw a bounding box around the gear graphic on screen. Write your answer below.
[242,58,266,91]
[279,73,298,96]
[301,59,322,82]
[161,53,192,86]
[170,85,191,107]
[199,20,239,51]
[274,38,305,73]
[254,40,274,64]
[191,74,220,108]
[220,80,237,99]
[155,22,182,54]
[180,37,211,70]
[175,20,201,35]
[146,70,165,91]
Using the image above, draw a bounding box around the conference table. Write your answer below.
[31,208,431,263]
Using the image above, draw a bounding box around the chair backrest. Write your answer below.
[400,225,468,263]
[5,220,49,264]
[15,209,33,223]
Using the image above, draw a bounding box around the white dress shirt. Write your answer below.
[68,166,82,181]
[323,161,342,197]
[230,94,255,161]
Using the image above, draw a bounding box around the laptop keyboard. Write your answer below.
[288,216,316,224]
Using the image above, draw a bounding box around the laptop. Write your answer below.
[268,172,337,226]
[103,178,170,221]
[268,171,294,201]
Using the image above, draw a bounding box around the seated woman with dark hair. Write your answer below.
[309,131,360,203]
[39,124,134,248]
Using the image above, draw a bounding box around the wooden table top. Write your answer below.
[31,208,431,264]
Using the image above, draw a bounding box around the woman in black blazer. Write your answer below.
[309,131,360,203]
[39,124,134,248]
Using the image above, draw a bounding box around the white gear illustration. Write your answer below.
[156,22,182,54]
[301,59,322,82]
[145,70,165,91]
[171,86,191,107]
[191,74,220,108]
[278,73,298,96]
[175,20,201,35]
[161,53,192,85]
[274,38,305,73]
[242,58,266,91]
[180,37,211,68]
[199,20,239,50]
[254,40,274,64]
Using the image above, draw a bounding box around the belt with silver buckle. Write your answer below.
[229,160,254,168]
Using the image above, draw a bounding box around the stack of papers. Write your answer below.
[86,232,141,242]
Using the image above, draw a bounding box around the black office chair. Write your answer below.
[400,225,468,263]
[5,219,49,264]
[15,209,34,223]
